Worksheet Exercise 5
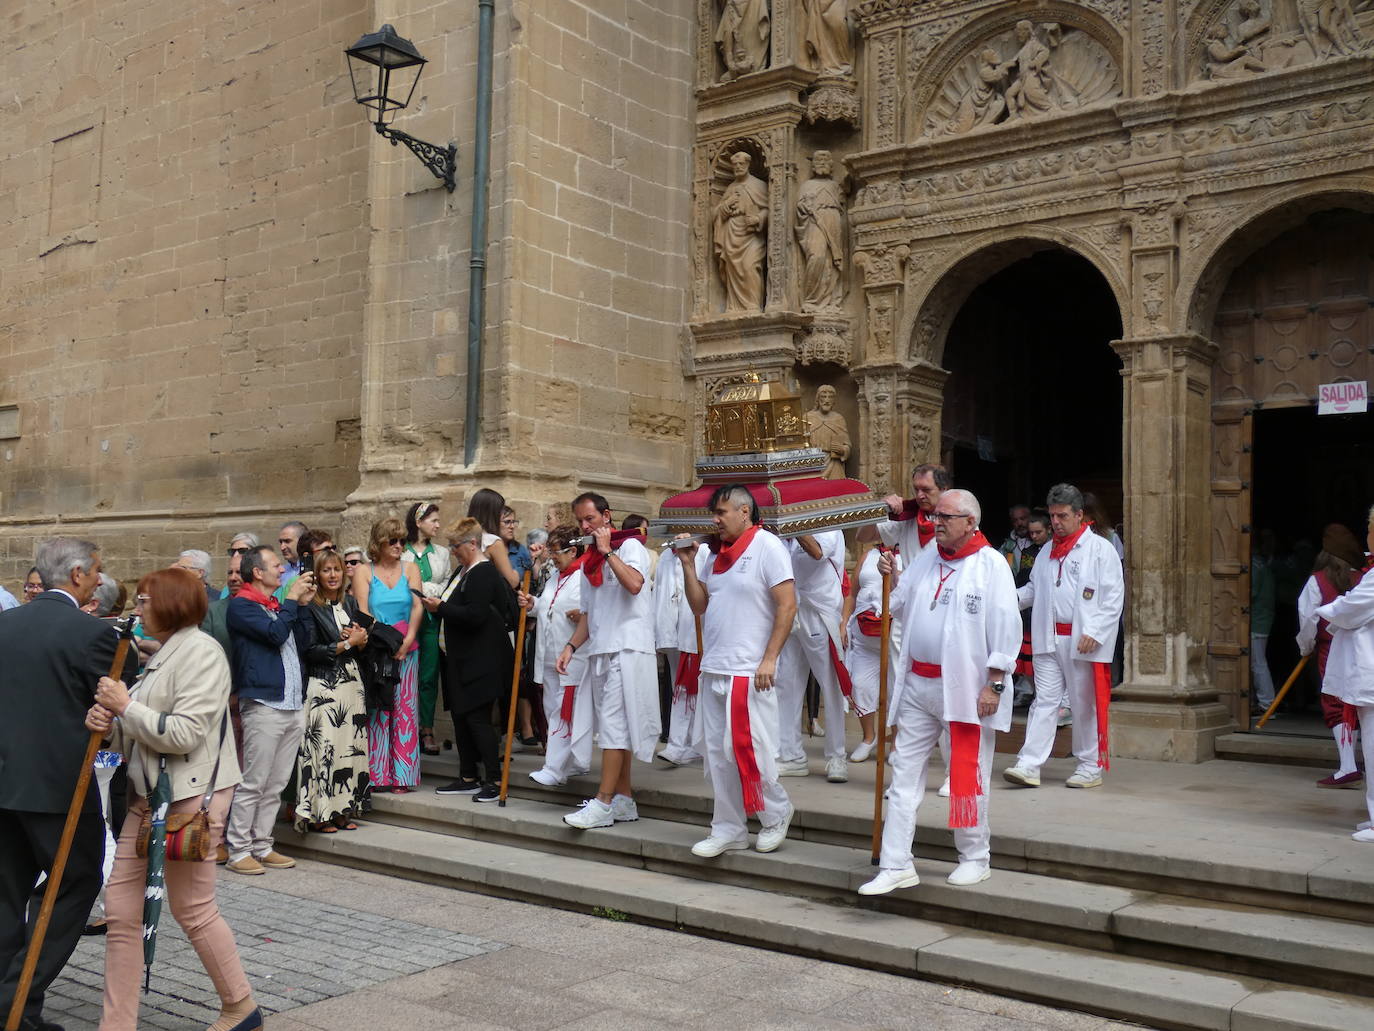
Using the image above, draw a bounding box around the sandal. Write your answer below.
[421,730,440,756]
[334,815,360,831]
[309,822,338,834]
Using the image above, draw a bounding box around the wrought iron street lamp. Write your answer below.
[345,23,457,192]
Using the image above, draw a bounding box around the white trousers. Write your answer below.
[659,648,703,764]
[1250,634,1275,708]
[226,701,303,862]
[1018,634,1100,775]
[699,672,791,841]
[538,660,594,779]
[846,636,884,720]
[588,650,662,763]
[880,673,994,871]
[777,615,847,761]
[1359,706,1374,824]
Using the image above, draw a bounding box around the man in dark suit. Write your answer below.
[0,538,135,1031]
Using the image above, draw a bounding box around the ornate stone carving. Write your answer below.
[922,21,1121,136]
[716,0,771,83]
[804,385,852,478]
[712,150,769,311]
[795,151,848,312]
[854,243,909,286]
[1137,1,1169,93]
[800,0,853,75]
[871,30,900,147]
[1190,0,1370,83]
[804,77,861,127]
[799,319,853,365]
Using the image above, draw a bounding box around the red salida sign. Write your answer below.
[1317,381,1368,416]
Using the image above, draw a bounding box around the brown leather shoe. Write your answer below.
[226,856,265,876]
[216,844,229,865]
[257,850,295,869]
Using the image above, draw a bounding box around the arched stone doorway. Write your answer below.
[1198,201,1374,731]
[941,249,1124,542]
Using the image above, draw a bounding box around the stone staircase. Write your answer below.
[282,742,1374,1031]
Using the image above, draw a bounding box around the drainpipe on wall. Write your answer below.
[464,0,495,466]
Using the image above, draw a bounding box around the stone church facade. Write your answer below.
[690,0,1374,760]
[2,0,1372,760]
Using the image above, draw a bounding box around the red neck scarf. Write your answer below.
[1049,521,1092,560]
[892,499,936,548]
[709,524,760,573]
[235,584,281,611]
[938,530,990,561]
[581,529,642,586]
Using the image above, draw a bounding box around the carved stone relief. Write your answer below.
[799,319,853,365]
[1190,0,1372,83]
[716,0,772,83]
[711,149,770,311]
[795,151,848,311]
[921,21,1122,136]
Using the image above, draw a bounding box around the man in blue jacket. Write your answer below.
[224,546,314,875]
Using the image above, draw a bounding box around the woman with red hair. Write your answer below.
[85,567,259,1031]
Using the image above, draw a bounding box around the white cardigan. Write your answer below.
[1316,573,1374,707]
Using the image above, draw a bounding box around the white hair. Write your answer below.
[178,549,212,578]
[941,488,982,528]
[34,537,99,591]
[526,529,549,548]
[91,572,121,617]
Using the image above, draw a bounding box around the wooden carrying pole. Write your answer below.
[1255,653,1310,730]
[870,570,892,865]
[499,570,533,806]
[6,633,133,1031]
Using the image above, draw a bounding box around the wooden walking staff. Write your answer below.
[870,569,892,866]
[1255,653,1310,730]
[498,570,534,807]
[6,621,135,1031]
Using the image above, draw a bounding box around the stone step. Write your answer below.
[281,817,1374,1031]
[1215,732,1338,769]
[422,750,1374,921]
[329,788,1374,996]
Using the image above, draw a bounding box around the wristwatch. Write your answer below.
[988,680,1004,694]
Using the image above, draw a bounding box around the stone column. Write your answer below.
[1110,332,1234,762]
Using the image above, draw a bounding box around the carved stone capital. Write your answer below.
[854,244,910,287]
[804,76,861,128]
[798,318,853,367]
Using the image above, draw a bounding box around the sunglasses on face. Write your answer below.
[387,537,405,546]
[345,558,362,566]
[227,546,252,555]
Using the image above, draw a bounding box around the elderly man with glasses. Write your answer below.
[859,488,1021,895]
[277,522,309,580]
[173,549,216,604]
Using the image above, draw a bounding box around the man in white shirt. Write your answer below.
[775,529,854,782]
[557,492,661,829]
[654,551,703,766]
[858,463,952,555]
[676,485,797,857]
[1004,483,1125,790]
[859,489,1021,895]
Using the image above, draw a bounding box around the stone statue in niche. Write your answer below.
[716,0,771,82]
[795,151,847,312]
[712,151,769,312]
[804,385,851,479]
[800,0,853,75]
[925,21,1120,136]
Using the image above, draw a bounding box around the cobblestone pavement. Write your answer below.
[45,858,1147,1031]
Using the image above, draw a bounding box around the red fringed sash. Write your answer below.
[557,684,576,737]
[947,721,983,828]
[1092,662,1112,771]
[673,651,702,713]
[730,675,765,814]
[828,635,860,714]
[581,528,642,586]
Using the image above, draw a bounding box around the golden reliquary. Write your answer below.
[704,375,810,456]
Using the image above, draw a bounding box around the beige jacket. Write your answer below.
[107,626,243,802]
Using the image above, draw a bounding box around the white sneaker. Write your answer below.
[503,736,525,754]
[569,766,591,777]
[691,835,748,858]
[947,861,991,886]
[529,768,563,787]
[826,757,848,783]
[1352,828,1374,843]
[1003,766,1040,787]
[562,798,613,829]
[937,778,950,798]
[850,739,876,763]
[1065,771,1103,789]
[858,866,920,896]
[1056,708,1072,727]
[610,794,639,822]
[1359,820,1373,831]
[756,805,794,853]
[776,758,810,777]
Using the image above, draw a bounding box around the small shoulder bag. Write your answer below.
[135,713,228,863]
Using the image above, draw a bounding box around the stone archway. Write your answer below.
[1189,192,1374,730]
